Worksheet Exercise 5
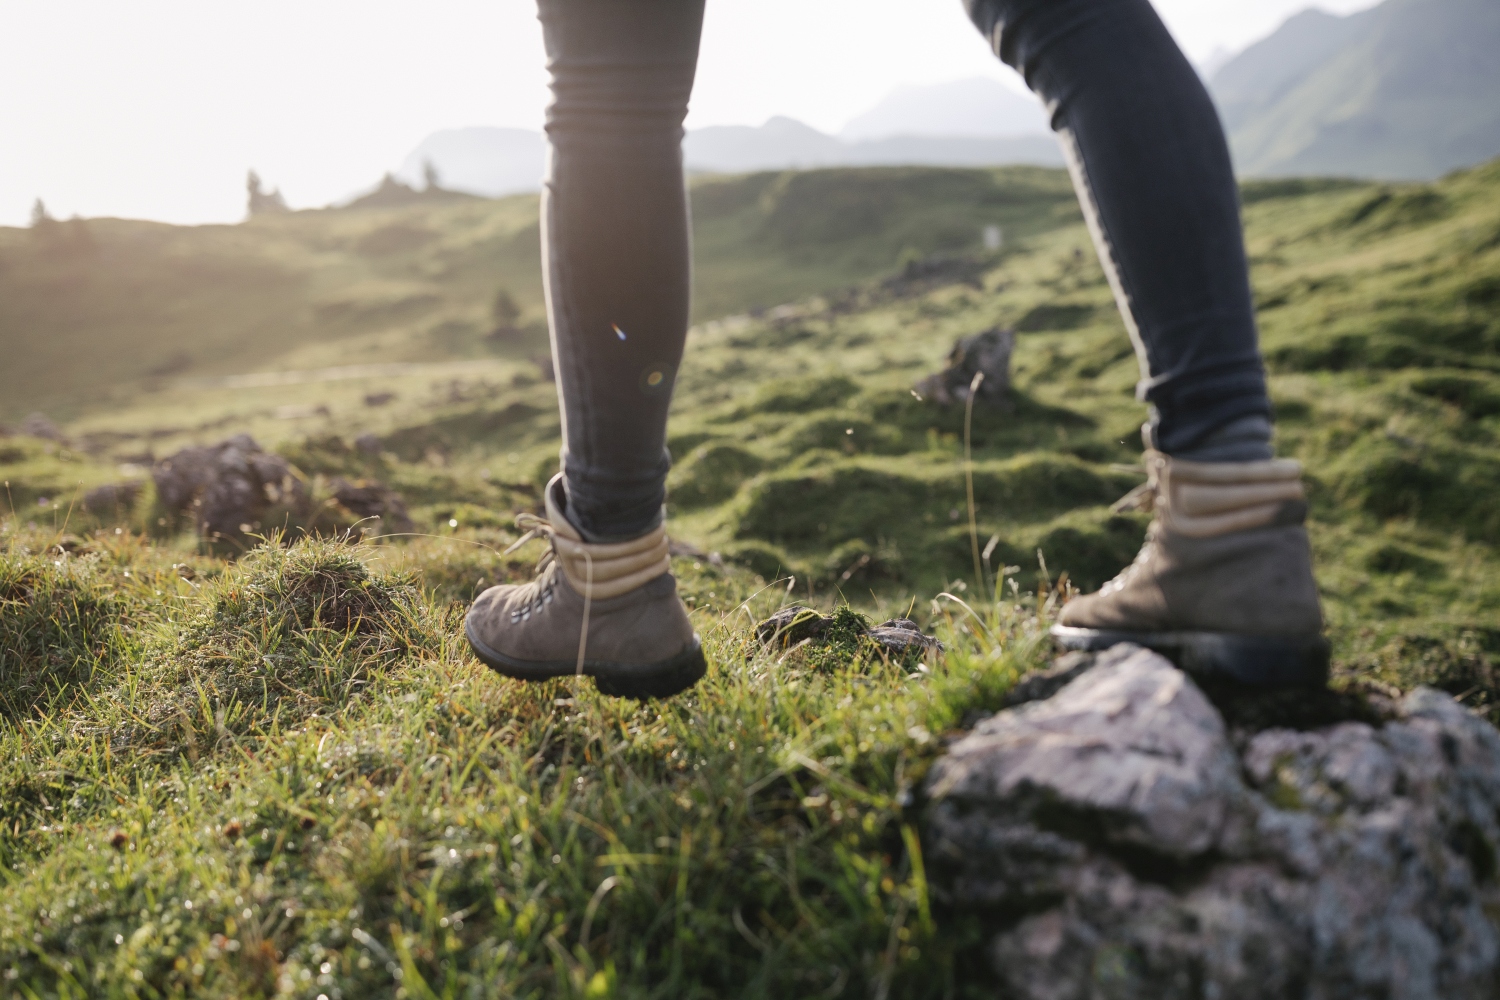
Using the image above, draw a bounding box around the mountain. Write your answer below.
[397,127,546,197]
[1210,0,1500,179]
[396,117,1061,198]
[684,117,846,172]
[840,77,1049,141]
[684,116,1062,174]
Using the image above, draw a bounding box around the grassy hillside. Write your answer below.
[0,167,1075,425]
[2,159,1500,996]
[1211,0,1500,179]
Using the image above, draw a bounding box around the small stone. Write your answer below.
[865,622,943,656]
[754,606,833,647]
[330,478,414,535]
[83,481,143,516]
[913,327,1014,406]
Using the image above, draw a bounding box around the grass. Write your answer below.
[1,157,1499,994]
[0,527,1044,998]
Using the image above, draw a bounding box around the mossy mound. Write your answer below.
[124,537,434,752]
[667,441,766,508]
[0,550,120,718]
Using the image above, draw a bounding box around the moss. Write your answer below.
[126,537,434,752]
[1332,439,1500,540]
[0,550,121,718]
[1335,186,1451,232]
[667,441,765,508]
[1364,542,1445,578]
[732,456,1126,552]
[1015,302,1095,332]
[1410,373,1500,419]
[732,374,860,417]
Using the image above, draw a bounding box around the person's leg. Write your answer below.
[964,0,1326,686]
[964,0,1269,460]
[465,0,708,699]
[540,0,705,542]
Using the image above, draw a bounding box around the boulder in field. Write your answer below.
[925,643,1500,999]
[914,327,1013,406]
[152,435,312,546]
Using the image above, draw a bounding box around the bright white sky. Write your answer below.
[0,0,1381,227]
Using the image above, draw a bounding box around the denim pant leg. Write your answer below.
[964,0,1272,457]
[536,0,705,541]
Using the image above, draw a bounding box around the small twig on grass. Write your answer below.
[874,896,910,1000]
[579,874,620,951]
[964,370,987,603]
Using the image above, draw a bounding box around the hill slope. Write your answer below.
[1211,0,1500,179]
[2,159,1500,996]
[0,167,1076,424]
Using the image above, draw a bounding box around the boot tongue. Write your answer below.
[543,473,585,544]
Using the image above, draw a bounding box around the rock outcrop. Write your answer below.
[755,605,942,659]
[914,327,1014,406]
[151,435,412,547]
[925,644,1500,999]
[153,435,310,545]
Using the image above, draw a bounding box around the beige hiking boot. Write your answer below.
[1051,451,1329,687]
[464,475,705,699]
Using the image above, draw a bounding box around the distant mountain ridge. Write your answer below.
[839,77,1048,140]
[397,79,1058,198]
[399,118,1062,198]
[1210,0,1500,179]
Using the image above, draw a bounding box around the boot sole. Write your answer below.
[1049,625,1330,688]
[464,619,707,700]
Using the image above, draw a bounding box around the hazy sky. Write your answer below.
[0,0,1381,227]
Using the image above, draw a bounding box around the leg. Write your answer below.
[965,0,1269,460]
[964,0,1326,686]
[539,0,705,541]
[464,0,708,699]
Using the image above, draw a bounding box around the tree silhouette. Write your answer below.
[246,170,290,217]
[488,289,524,341]
[30,199,52,228]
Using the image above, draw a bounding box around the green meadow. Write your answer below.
[1,158,1499,996]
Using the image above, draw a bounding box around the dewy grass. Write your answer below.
[1,159,1499,993]
[0,548,121,719]
[0,527,1047,998]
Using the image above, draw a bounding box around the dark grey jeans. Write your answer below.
[537,0,1272,542]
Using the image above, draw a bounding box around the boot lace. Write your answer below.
[503,513,594,675]
[501,514,561,624]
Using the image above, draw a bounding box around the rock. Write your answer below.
[754,605,834,647]
[354,432,383,456]
[913,327,1013,406]
[20,412,64,441]
[152,434,311,546]
[925,643,1500,998]
[330,478,414,535]
[999,650,1095,709]
[754,606,943,659]
[82,481,143,516]
[865,619,944,657]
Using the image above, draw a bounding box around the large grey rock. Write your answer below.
[925,644,1500,999]
[153,434,310,546]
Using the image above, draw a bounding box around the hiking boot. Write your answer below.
[464,475,706,699]
[1051,451,1329,688]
